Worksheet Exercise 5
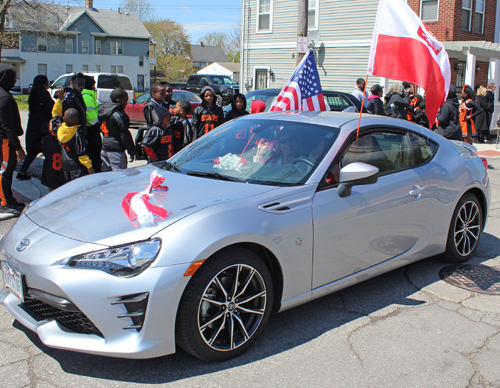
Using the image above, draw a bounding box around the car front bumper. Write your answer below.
[0,215,191,359]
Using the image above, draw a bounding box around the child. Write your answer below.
[459,85,483,145]
[98,87,136,171]
[143,83,169,128]
[141,106,174,161]
[224,93,249,122]
[172,100,195,154]
[52,99,94,181]
[367,84,385,116]
[191,86,224,138]
[40,122,67,191]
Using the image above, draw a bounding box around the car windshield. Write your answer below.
[210,76,238,85]
[98,75,133,90]
[169,118,339,186]
[135,92,150,103]
[174,92,202,102]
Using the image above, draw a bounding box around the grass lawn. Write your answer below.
[13,95,29,111]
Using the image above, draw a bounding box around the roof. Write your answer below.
[7,4,151,39]
[190,45,230,63]
[212,62,241,72]
[444,41,500,61]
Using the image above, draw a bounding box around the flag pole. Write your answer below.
[355,74,369,140]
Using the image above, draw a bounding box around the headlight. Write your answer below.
[67,239,161,277]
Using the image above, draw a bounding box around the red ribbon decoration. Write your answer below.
[121,171,169,225]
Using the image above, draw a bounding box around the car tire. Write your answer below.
[176,247,273,361]
[216,94,223,107]
[441,193,483,263]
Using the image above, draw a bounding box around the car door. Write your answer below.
[312,129,436,288]
[126,92,150,123]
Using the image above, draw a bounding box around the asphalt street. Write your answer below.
[0,112,499,387]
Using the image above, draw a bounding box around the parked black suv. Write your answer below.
[185,74,239,106]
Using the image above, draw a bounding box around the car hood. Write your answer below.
[25,165,278,246]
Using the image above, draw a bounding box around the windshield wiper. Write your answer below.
[187,171,245,182]
[156,161,183,173]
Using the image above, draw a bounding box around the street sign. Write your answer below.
[297,36,308,54]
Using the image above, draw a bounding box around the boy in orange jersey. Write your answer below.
[191,86,224,139]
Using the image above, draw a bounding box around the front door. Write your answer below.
[312,130,436,288]
[255,69,268,90]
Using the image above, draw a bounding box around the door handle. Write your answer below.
[409,185,425,199]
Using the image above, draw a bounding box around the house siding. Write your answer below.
[242,0,378,93]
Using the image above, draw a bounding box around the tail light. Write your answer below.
[480,157,488,170]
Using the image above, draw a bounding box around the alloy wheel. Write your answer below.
[198,264,267,351]
[454,200,481,256]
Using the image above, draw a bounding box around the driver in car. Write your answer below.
[255,128,324,174]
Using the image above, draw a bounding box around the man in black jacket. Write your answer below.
[436,85,461,140]
[99,88,135,171]
[485,82,495,140]
[0,64,26,215]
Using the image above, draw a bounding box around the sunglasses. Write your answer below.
[280,137,297,144]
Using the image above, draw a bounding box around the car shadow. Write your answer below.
[10,232,500,384]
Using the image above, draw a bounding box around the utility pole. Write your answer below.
[297,0,308,65]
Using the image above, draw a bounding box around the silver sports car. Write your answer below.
[0,112,490,361]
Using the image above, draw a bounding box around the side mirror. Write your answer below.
[337,162,379,198]
[131,99,136,104]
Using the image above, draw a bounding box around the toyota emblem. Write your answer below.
[15,239,30,252]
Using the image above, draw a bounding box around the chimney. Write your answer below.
[85,0,93,8]
[200,42,204,47]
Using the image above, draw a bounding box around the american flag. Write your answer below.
[270,49,330,112]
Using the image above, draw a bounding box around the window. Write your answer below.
[97,75,133,90]
[82,39,89,54]
[324,94,352,112]
[139,55,144,67]
[257,0,272,32]
[421,0,438,21]
[65,38,73,53]
[187,76,199,85]
[137,75,145,92]
[37,37,47,52]
[95,40,101,54]
[340,132,413,176]
[409,133,437,165]
[475,0,484,33]
[38,64,47,76]
[111,65,116,72]
[50,75,70,89]
[95,64,101,72]
[308,0,319,29]
[462,0,472,30]
[82,65,89,71]
[66,64,73,73]
[456,61,466,88]
[110,65,124,73]
[110,41,123,55]
[118,65,123,73]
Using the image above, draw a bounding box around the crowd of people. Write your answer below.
[0,65,261,216]
[1,61,497,216]
[352,78,497,146]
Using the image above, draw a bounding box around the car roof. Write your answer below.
[235,110,439,139]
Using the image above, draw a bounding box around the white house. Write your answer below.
[197,62,241,83]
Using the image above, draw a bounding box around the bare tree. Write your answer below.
[119,0,155,23]
[0,0,70,61]
[199,27,241,63]
[198,32,227,48]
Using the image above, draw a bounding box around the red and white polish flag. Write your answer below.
[368,0,451,124]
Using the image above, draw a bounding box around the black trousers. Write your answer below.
[86,124,102,173]
[0,139,17,206]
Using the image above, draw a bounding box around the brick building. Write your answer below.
[407,0,499,93]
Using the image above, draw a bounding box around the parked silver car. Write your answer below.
[0,112,490,361]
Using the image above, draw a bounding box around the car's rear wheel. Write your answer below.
[441,193,483,263]
[176,247,273,361]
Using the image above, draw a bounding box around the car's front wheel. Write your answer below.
[441,193,483,263]
[176,247,273,361]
